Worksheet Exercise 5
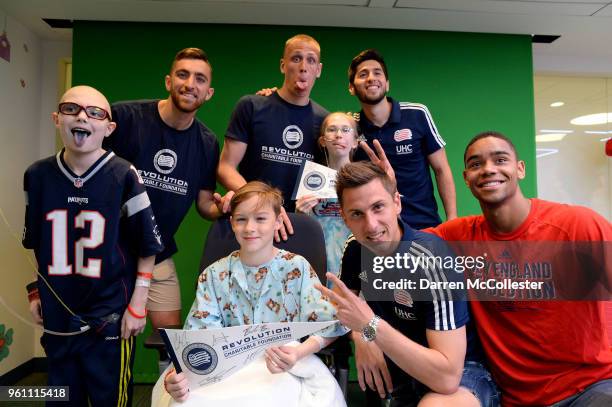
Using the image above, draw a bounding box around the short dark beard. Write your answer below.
[170,92,201,114]
[355,88,386,106]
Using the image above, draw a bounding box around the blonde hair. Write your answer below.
[284,34,321,59]
[230,181,284,216]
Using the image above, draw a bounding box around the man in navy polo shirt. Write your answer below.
[343,49,458,405]
[349,49,456,230]
[217,34,328,217]
[317,161,497,407]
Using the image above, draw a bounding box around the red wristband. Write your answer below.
[137,272,153,279]
[27,289,40,303]
[127,304,147,319]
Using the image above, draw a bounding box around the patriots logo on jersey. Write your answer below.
[152,217,162,246]
[67,197,89,205]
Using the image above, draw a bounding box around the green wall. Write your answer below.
[73,21,536,382]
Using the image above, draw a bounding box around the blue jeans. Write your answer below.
[459,361,500,407]
[387,361,500,407]
[548,379,612,407]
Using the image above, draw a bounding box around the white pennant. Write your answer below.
[161,320,338,389]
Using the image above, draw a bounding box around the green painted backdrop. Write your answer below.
[73,21,536,382]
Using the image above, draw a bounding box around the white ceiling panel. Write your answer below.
[593,3,612,15]
[368,0,396,7]
[528,0,608,3]
[2,0,612,74]
[395,0,608,16]
[168,0,369,4]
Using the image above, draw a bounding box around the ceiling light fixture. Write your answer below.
[550,102,564,107]
[585,130,612,135]
[539,129,573,134]
[536,148,559,158]
[536,133,566,142]
[570,112,612,126]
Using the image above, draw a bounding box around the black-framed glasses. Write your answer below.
[58,102,112,121]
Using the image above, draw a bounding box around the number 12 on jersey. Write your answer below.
[46,210,106,278]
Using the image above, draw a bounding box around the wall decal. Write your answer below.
[0,324,14,362]
[0,31,10,62]
[0,13,8,62]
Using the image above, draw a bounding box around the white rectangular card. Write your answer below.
[292,160,338,200]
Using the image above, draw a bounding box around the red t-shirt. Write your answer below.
[429,199,612,406]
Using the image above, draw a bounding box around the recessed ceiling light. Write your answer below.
[536,133,566,142]
[570,112,612,126]
[539,129,573,134]
[585,130,612,135]
[550,101,564,107]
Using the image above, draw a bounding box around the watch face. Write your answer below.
[362,325,375,341]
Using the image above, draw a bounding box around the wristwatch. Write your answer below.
[361,315,381,342]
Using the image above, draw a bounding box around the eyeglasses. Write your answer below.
[58,102,112,121]
[323,126,354,140]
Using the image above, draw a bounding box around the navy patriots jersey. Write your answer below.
[22,150,163,333]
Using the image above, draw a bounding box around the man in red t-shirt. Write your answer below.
[356,132,612,406]
[429,131,612,406]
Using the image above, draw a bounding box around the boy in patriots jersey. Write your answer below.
[23,86,163,406]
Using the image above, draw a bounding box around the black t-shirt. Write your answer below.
[106,100,219,262]
[225,93,328,211]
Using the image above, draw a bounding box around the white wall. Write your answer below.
[536,137,611,220]
[533,50,612,78]
[534,75,611,221]
[38,40,71,156]
[0,10,71,375]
